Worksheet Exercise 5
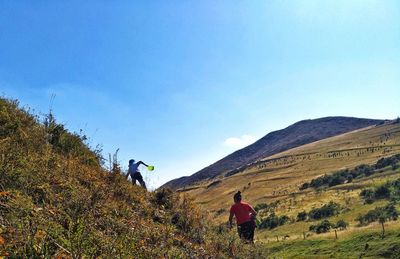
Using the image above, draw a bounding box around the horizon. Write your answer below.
[1,1,399,188]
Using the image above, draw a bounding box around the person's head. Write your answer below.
[233,191,242,203]
[129,159,135,165]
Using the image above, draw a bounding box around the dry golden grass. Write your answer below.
[0,98,270,258]
[178,123,400,230]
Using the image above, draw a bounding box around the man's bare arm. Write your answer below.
[228,212,234,228]
[250,206,257,217]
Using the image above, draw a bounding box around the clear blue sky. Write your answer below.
[1,1,399,188]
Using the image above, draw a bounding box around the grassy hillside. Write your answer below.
[2,96,398,258]
[0,98,267,258]
[177,121,400,257]
[178,122,400,217]
[164,117,383,190]
[259,160,400,258]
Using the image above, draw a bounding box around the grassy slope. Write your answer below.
[258,164,400,258]
[0,98,267,258]
[266,226,400,259]
[3,97,398,258]
[178,122,400,258]
[165,117,383,190]
[179,123,400,218]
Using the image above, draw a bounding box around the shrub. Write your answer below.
[308,202,340,220]
[299,182,309,190]
[254,203,269,212]
[328,175,346,187]
[360,178,400,204]
[360,189,375,204]
[375,154,400,169]
[357,203,399,226]
[335,219,348,230]
[375,185,391,199]
[297,211,307,221]
[299,154,400,191]
[258,213,289,229]
[278,215,290,225]
[152,188,175,209]
[309,220,333,234]
[346,175,353,183]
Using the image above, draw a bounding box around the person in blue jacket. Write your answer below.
[126,159,149,189]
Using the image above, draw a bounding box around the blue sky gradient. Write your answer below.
[1,1,399,188]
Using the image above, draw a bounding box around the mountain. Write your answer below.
[174,119,400,258]
[163,117,384,190]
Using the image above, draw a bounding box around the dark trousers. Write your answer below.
[237,221,255,242]
[131,172,147,190]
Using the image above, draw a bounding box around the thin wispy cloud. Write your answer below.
[224,134,257,148]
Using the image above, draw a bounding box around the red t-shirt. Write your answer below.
[230,201,254,225]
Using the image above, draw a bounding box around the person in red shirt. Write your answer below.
[228,191,257,242]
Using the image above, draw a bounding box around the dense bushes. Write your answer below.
[309,220,333,233]
[300,168,362,190]
[255,201,291,230]
[308,202,341,220]
[296,211,307,221]
[294,202,341,224]
[335,219,348,230]
[258,213,290,230]
[360,178,400,204]
[309,219,348,234]
[300,154,400,190]
[376,154,400,170]
[356,203,399,226]
[257,201,341,231]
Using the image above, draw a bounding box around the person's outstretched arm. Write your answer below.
[138,161,149,167]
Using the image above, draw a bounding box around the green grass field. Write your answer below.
[264,226,400,259]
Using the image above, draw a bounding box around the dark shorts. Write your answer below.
[237,221,255,242]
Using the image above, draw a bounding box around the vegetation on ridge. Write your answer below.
[300,153,400,190]
[0,98,267,258]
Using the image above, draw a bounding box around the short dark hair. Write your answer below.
[234,191,242,202]
[129,159,135,164]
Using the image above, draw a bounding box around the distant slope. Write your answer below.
[178,120,400,224]
[163,117,384,190]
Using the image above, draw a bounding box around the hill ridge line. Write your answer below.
[163,116,385,190]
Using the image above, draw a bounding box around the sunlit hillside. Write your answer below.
[0,98,268,258]
[179,122,400,215]
[177,121,400,257]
